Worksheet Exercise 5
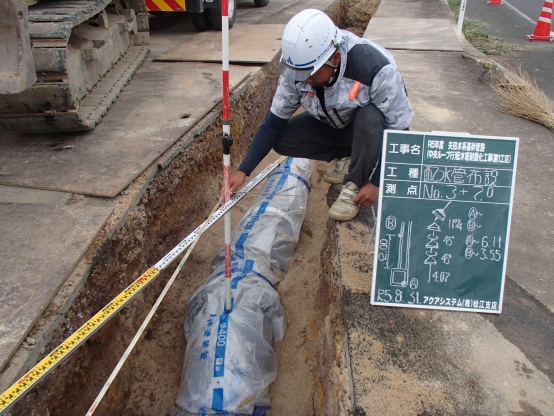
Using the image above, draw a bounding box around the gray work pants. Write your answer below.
[272,104,388,188]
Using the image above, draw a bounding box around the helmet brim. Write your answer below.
[278,59,314,82]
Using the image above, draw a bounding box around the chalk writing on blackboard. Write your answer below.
[371,131,519,314]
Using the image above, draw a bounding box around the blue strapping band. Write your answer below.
[235,202,269,257]
[212,388,224,411]
[208,406,268,416]
[267,170,311,191]
[214,267,275,290]
[284,157,293,170]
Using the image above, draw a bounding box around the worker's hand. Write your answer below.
[353,182,379,207]
[229,171,246,194]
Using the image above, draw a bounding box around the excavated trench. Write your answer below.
[6,2,379,415]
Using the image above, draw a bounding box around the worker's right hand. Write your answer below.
[229,171,246,194]
[353,182,379,207]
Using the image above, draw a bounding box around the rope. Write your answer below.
[86,197,223,415]
[365,206,377,255]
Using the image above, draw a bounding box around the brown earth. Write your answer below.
[6,2,381,415]
[12,0,545,415]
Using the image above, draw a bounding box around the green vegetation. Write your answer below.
[447,0,462,15]
[463,19,488,43]
[447,0,513,56]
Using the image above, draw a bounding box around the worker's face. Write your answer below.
[304,51,340,87]
[304,65,335,87]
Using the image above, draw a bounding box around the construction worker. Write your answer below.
[230,8,414,221]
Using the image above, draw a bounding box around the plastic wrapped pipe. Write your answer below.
[171,158,311,416]
[211,157,312,278]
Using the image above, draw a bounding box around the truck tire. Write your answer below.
[254,0,270,7]
[191,11,214,31]
[209,0,236,30]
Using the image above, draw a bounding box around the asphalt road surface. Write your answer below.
[464,0,554,101]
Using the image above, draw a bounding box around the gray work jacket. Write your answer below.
[270,30,414,130]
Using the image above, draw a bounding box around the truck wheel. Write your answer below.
[191,11,214,32]
[209,0,236,30]
[254,0,270,7]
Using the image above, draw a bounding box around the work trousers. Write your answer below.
[273,104,387,188]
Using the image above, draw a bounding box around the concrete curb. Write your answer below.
[446,2,529,87]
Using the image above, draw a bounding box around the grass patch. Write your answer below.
[464,19,516,56]
[463,18,488,43]
[447,0,515,56]
[448,0,462,16]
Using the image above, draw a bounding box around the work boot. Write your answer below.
[323,157,351,184]
[329,182,359,221]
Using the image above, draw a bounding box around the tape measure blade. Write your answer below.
[0,267,160,414]
[153,156,287,271]
[0,156,289,413]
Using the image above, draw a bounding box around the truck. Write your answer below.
[145,0,237,32]
[0,0,266,133]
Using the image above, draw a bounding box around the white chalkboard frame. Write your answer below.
[370,130,519,314]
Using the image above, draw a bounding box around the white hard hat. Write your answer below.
[278,9,342,81]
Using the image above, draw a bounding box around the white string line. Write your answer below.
[86,196,223,415]
[365,206,377,255]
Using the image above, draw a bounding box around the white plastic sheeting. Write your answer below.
[172,158,311,415]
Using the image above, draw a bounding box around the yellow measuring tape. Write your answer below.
[0,155,288,414]
[0,267,160,412]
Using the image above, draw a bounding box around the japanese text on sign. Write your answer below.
[371,131,519,314]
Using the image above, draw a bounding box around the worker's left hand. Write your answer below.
[353,182,379,207]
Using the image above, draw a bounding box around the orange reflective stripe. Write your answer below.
[147,0,185,11]
[349,81,361,101]
[145,0,161,11]
[165,0,185,11]
[150,0,172,10]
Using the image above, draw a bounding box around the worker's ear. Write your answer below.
[330,50,341,66]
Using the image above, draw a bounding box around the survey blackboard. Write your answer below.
[370,131,519,313]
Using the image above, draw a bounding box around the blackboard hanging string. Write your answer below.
[365,206,377,255]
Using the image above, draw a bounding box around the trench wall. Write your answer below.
[8,55,281,416]
[5,1,381,412]
[314,221,353,416]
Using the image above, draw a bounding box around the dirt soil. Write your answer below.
[471,36,523,64]
[104,155,337,416]
[6,1,380,415]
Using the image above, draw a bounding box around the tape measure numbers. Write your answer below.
[0,267,160,412]
[155,155,288,270]
[0,156,288,414]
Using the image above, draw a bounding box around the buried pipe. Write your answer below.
[171,158,311,415]
[0,157,289,415]
[85,198,223,415]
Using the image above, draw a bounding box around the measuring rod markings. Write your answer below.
[0,155,288,414]
[155,155,288,270]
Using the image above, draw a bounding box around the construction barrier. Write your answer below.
[145,0,185,12]
[526,0,554,41]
